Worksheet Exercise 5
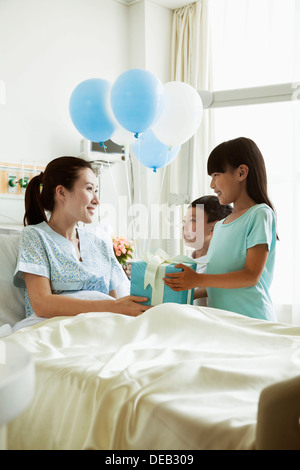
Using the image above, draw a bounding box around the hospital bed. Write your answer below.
[0,232,300,450]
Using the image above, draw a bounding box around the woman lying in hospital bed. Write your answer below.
[13,155,150,331]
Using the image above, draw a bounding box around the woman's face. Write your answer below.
[63,168,99,224]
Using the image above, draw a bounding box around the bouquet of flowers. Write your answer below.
[112,236,134,266]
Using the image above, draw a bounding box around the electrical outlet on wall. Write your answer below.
[1,162,45,197]
[8,174,18,194]
[20,174,30,194]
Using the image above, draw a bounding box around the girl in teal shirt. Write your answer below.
[164,137,277,321]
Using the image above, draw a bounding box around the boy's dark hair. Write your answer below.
[190,195,232,223]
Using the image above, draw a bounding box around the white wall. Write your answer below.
[128,0,172,79]
[125,1,172,251]
[0,0,130,224]
[0,0,130,162]
[0,0,173,237]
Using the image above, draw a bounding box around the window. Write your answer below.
[212,102,294,305]
[209,0,296,90]
[208,0,298,312]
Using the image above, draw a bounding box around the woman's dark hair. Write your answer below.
[23,156,93,226]
[190,195,232,222]
[207,137,275,212]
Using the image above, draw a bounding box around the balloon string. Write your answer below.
[143,168,154,255]
[137,139,141,259]
[100,143,127,237]
[125,152,138,260]
[147,149,169,253]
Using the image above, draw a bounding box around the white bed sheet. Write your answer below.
[4,303,300,450]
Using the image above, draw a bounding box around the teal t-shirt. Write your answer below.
[206,204,277,321]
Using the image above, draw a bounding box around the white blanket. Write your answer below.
[4,304,300,450]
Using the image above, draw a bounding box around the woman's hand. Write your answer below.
[163,264,202,291]
[113,296,151,316]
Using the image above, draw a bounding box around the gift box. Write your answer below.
[130,250,198,306]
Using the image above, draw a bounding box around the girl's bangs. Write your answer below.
[207,144,227,175]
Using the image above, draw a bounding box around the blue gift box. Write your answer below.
[130,258,197,306]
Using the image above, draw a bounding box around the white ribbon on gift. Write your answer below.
[142,249,204,305]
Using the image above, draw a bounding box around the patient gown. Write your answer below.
[13,222,125,318]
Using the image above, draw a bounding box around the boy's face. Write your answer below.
[182,206,205,249]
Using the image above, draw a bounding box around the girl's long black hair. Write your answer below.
[207,137,276,213]
[207,137,278,238]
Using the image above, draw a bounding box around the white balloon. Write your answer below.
[152,81,203,146]
[111,125,136,145]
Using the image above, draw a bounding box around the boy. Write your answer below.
[183,196,232,305]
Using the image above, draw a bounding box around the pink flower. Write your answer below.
[112,235,134,265]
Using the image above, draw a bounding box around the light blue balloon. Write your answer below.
[69,78,116,143]
[111,69,164,135]
[131,129,180,172]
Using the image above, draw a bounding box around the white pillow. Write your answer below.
[0,234,25,327]
[59,290,115,301]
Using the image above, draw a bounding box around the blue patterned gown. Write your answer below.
[13,222,125,318]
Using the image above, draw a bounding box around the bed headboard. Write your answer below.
[0,234,25,327]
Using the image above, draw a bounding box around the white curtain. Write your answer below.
[166,0,214,256]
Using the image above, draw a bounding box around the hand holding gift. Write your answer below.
[130,250,206,306]
[163,263,202,291]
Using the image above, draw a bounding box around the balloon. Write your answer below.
[131,129,180,172]
[152,81,203,146]
[111,124,135,146]
[69,78,116,142]
[110,69,164,135]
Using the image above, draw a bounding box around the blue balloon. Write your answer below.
[69,78,116,142]
[111,69,164,135]
[131,129,180,172]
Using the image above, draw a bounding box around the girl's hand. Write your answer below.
[163,264,202,291]
[114,295,151,316]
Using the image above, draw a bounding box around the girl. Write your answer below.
[13,156,149,330]
[164,137,277,321]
